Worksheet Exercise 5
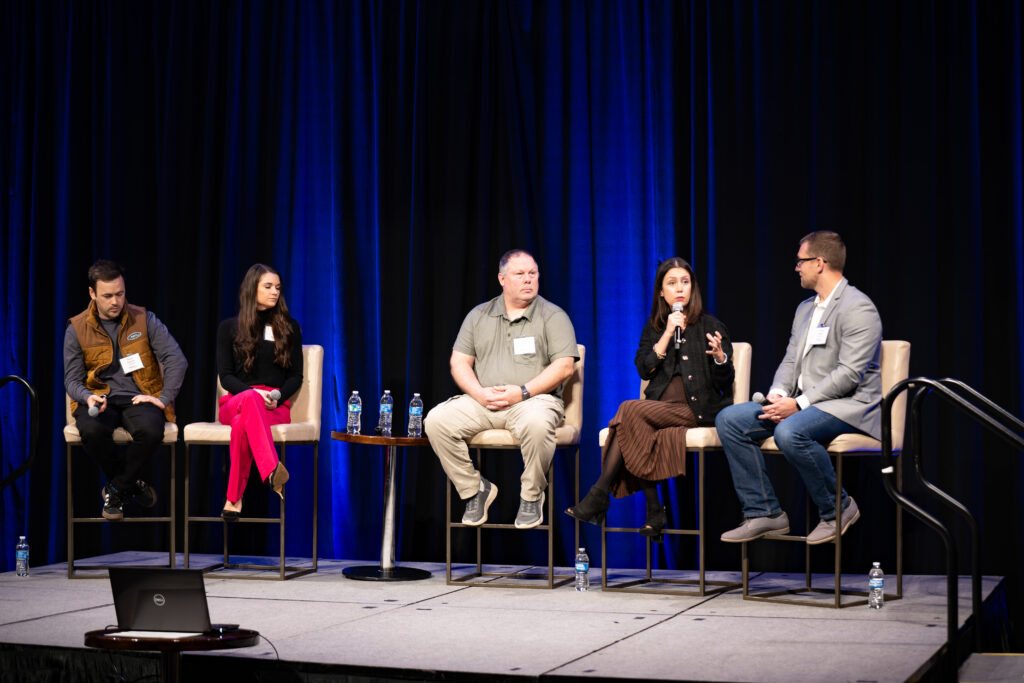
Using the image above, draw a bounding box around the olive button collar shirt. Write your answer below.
[453,295,578,399]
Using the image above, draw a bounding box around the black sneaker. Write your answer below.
[101,484,124,521]
[131,480,158,508]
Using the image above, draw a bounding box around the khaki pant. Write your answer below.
[424,393,565,501]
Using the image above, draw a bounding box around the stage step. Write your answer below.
[960,653,1024,682]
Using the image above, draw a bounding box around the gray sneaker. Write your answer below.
[461,478,498,526]
[514,492,545,529]
[807,497,860,545]
[720,512,790,542]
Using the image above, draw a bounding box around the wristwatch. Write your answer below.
[520,385,531,401]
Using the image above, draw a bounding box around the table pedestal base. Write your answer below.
[343,565,431,581]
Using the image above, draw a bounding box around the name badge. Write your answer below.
[808,325,830,346]
[513,336,536,355]
[119,353,144,374]
[264,325,275,342]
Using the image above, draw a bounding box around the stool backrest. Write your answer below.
[638,341,752,406]
[561,344,585,429]
[214,344,324,434]
[881,340,911,450]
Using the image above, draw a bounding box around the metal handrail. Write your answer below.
[880,377,1024,665]
[0,376,39,492]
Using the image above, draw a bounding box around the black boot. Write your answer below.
[565,486,611,526]
[639,503,667,542]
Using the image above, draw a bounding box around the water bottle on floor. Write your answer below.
[379,390,394,436]
[408,393,423,437]
[868,561,884,609]
[15,536,29,577]
[575,547,590,592]
[347,391,362,434]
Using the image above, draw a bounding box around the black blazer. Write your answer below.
[633,313,734,425]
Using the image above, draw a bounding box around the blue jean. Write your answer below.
[715,402,856,520]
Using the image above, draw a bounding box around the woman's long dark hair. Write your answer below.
[234,264,295,372]
[647,257,705,331]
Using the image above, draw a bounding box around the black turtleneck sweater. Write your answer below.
[216,310,303,400]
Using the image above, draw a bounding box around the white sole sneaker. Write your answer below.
[514,492,545,529]
[462,482,498,526]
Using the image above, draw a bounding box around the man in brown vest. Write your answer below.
[64,260,187,520]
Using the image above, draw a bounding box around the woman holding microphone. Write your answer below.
[566,257,733,537]
[217,264,303,520]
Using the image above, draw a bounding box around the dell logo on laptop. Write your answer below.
[153,593,166,607]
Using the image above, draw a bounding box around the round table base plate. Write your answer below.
[343,565,431,581]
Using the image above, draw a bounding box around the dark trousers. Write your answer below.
[73,395,165,490]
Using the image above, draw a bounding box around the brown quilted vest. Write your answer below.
[68,302,175,422]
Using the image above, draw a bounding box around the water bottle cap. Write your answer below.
[872,561,880,567]
[19,536,25,541]
[578,547,585,551]
[384,390,391,394]
[413,393,420,397]
[352,391,359,395]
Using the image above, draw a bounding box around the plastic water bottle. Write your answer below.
[15,536,29,577]
[408,393,423,437]
[868,561,885,609]
[574,547,590,592]
[346,391,362,435]
[378,390,394,436]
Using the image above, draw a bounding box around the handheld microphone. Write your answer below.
[751,392,768,405]
[269,389,281,402]
[88,395,107,417]
[671,302,684,349]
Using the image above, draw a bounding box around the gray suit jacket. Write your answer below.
[770,278,883,439]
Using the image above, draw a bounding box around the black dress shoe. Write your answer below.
[221,503,240,522]
[565,486,610,526]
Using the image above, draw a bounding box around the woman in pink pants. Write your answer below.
[216,264,303,520]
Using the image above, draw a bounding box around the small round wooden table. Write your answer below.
[85,628,259,683]
[331,431,432,581]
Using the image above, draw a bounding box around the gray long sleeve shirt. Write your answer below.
[63,310,188,406]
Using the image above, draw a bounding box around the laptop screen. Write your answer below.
[108,567,212,633]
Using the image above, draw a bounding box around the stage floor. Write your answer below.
[0,552,1004,682]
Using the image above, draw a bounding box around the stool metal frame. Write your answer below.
[183,440,318,581]
[65,427,177,579]
[740,451,903,608]
[601,447,739,596]
[446,448,579,589]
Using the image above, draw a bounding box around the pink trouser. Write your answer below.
[219,387,291,503]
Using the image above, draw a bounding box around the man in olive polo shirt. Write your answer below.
[425,249,579,529]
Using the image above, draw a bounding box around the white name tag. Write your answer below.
[119,353,144,374]
[808,325,830,346]
[513,336,536,355]
[264,325,275,342]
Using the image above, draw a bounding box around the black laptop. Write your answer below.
[108,567,212,633]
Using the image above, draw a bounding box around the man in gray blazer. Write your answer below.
[717,231,882,545]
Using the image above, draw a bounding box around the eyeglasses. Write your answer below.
[795,256,822,267]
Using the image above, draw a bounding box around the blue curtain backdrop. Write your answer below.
[2,0,1023,642]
